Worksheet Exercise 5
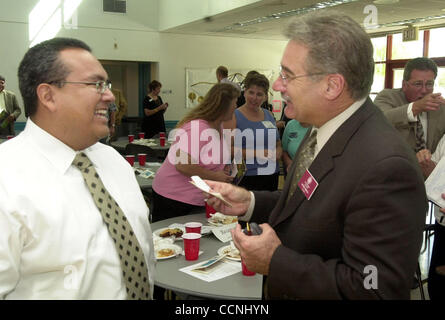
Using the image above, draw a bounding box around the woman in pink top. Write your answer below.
[151,83,240,222]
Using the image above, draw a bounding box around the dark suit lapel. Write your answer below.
[269,98,376,227]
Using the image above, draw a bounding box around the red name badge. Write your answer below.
[298,170,318,200]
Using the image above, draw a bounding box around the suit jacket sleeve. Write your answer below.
[6,92,21,119]
[251,190,282,224]
[374,89,411,126]
[267,155,426,299]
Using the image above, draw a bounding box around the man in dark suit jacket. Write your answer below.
[0,75,22,136]
[206,12,427,299]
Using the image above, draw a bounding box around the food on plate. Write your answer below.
[222,216,237,224]
[157,248,175,258]
[209,213,238,225]
[159,228,184,238]
[222,247,240,259]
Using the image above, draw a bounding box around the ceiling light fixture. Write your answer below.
[373,0,399,4]
[220,0,361,31]
[217,0,445,33]
[373,14,445,29]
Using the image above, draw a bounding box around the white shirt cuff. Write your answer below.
[238,191,255,222]
[407,102,417,122]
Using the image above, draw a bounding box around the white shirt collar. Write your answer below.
[23,118,100,175]
[314,97,367,157]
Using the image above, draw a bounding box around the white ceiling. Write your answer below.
[161,0,445,40]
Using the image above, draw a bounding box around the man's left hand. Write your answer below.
[231,223,281,275]
[6,115,15,122]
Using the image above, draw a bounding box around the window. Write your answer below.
[372,27,445,92]
[428,27,445,58]
[371,36,387,62]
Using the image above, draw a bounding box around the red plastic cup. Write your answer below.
[160,137,166,147]
[185,222,202,234]
[159,132,166,138]
[128,134,135,143]
[241,260,256,276]
[138,153,147,166]
[182,233,201,261]
[138,132,145,139]
[125,155,135,166]
[205,202,217,218]
[6,135,14,140]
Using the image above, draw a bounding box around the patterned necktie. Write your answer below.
[415,118,426,152]
[73,152,150,300]
[286,129,317,204]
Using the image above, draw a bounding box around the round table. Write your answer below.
[151,213,263,300]
[111,137,170,154]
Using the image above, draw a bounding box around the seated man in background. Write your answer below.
[0,75,22,137]
[0,37,155,299]
[374,57,445,154]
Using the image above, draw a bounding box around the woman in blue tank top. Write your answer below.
[224,73,282,191]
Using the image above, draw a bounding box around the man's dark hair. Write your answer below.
[403,57,438,81]
[0,75,5,82]
[18,37,92,117]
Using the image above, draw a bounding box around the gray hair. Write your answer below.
[284,11,374,100]
[403,57,438,81]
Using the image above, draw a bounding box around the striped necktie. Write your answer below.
[415,118,426,152]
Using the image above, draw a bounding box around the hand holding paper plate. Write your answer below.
[190,176,233,207]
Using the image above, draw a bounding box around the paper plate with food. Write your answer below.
[217,244,241,261]
[155,244,182,260]
[153,226,185,241]
[207,212,238,226]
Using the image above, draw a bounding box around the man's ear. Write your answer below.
[36,83,57,112]
[402,80,409,93]
[323,74,345,100]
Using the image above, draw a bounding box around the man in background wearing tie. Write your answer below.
[0,38,155,299]
[206,12,427,299]
[374,57,445,154]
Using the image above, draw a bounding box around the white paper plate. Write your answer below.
[153,227,185,241]
[217,245,241,261]
[155,244,182,260]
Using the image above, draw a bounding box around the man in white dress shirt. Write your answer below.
[0,38,155,299]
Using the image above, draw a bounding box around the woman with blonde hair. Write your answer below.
[151,83,240,222]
